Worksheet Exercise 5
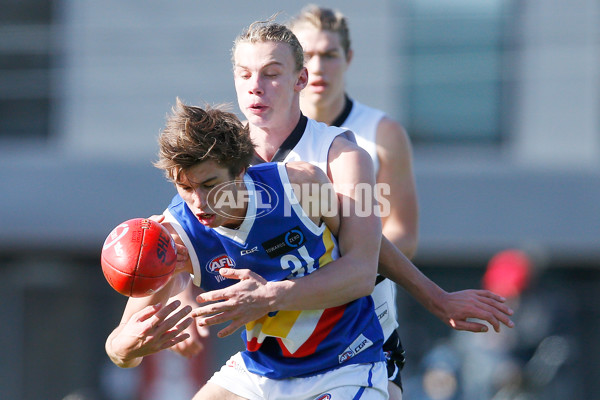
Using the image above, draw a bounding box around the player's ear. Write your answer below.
[295,67,309,92]
[346,48,354,65]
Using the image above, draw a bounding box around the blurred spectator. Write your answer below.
[404,249,573,400]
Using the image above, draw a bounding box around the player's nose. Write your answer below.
[191,189,206,209]
[307,55,323,73]
[248,75,264,95]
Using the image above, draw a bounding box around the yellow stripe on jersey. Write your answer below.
[318,226,337,267]
[246,309,326,354]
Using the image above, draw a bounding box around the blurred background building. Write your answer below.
[1,0,598,399]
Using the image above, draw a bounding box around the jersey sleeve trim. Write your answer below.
[277,162,326,237]
[163,209,202,287]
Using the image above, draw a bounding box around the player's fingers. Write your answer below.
[175,243,188,260]
[469,299,515,328]
[460,306,502,332]
[148,214,165,223]
[220,268,267,283]
[218,267,248,279]
[167,316,194,337]
[196,311,234,327]
[449,318,490,333]
[160,333,191,351]
[217,321,244,338]
[157,317,194,350]
[476,289,507,303]
[133,303,164,322]
[153,300,183,320]
[196,290,229,304]
[191,299,236,318]
[156,305,193,333]
[477,295,514,316]
[486,311,514,330]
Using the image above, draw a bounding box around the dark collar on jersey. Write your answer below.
[251,114,308,164]
[330,94,354,128]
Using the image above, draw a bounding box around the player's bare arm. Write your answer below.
[376,117,419,259]
[377,238,514,332]
[105,290,193,368]
[106,223,197,367]
[373,118,514,332]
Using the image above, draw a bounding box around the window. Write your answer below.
[401,0,513,143]
[0,0,54,140]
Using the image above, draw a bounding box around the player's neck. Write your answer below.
[248,111,302,162]
[302,94,346,126]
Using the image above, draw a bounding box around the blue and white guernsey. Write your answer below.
[164,162,384,379]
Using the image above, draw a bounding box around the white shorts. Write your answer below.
[207,352,389,400]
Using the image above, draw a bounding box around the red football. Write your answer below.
[101,218,177,297]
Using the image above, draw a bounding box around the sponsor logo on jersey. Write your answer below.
[206,254,235,275]
[338,334,373,364]
[240,246,259,256]
[314,394,332,400]
[375,303,389,323]
[261,227,305,258]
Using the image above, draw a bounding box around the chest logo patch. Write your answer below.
[206,254,236,275]
[261,227,306,258]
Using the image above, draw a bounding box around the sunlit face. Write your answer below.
[293,27,350,108]
[175,161,246,229]
[233,41,307,129]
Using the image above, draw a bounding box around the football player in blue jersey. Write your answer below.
[106,99,388,399]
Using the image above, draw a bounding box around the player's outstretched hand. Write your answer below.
[191,268,273,338]
[434,289,515,333]
[111,300,193,365]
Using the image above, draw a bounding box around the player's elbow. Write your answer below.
[353,255,380,297]
[399,236,418,260]
[384,228,419,261]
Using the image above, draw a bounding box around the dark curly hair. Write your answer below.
[154,98,255,182]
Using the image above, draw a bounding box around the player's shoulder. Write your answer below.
[376,115,410,148]
[285,161,329,186]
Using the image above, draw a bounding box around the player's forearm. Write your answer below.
[272,257,376,310]
[378,236,446,314]
[272,215,381,310]
[105,326,143,369]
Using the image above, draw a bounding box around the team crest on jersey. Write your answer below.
[261,226,306,258]
[206,254,235,275]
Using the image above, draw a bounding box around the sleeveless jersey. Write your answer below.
[279,117,353,173]
[164,163,384,379]
[341,99,385,174]
[336,99,400,340]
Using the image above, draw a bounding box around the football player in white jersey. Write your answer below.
[163,18,514,398]
[289,5,515,399]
